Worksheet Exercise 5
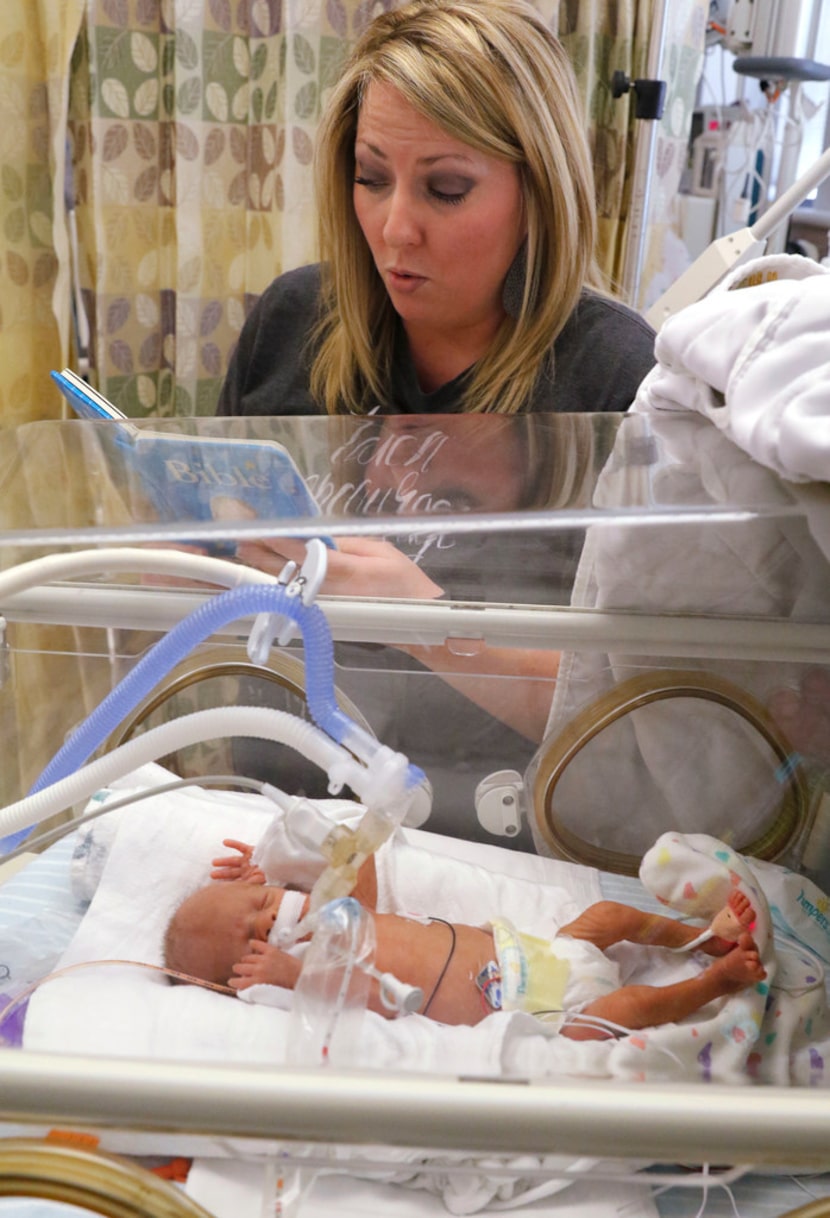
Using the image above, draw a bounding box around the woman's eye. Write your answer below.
[428,178,473,206]
[354,175,386,192]
[439,489,477,512]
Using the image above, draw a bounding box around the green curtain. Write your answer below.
[67,0,382,418]
[0,0,85,426]
[558,0,708,303]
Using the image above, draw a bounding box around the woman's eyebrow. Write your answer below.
[355,140,473,168]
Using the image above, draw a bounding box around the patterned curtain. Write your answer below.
[0,0,85,426]
[68,0,386,419]
[557,0,708,307]
[3,0,707,429]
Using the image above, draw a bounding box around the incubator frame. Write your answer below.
[1,411,830,1208]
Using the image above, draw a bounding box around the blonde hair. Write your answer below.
[311,0,603,416]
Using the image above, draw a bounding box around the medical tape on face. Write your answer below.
[268,889,307,947]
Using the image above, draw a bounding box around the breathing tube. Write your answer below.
[34,583,366,786]
[0,579,426,855]
[0,707,354,843]
[0,545,275,853]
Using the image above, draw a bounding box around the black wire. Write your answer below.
[422,916,457,1017]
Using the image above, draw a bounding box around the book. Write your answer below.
[51,368,334,553]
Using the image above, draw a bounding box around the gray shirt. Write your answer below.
[217,263,656,849]
[217,263,655,417]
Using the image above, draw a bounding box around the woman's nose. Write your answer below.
[382,187,422,248]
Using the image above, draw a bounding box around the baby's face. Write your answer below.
[176,882,284,985]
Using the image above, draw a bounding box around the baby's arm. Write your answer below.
[211,839,265,884]
[211,836,377,904]
[230,940,301,991]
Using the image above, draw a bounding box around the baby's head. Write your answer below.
[164,881,284,986]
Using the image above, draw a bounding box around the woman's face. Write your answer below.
[363,416,527,514]
[353,81,525,345]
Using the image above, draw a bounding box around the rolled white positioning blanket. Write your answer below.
[634,253,830,483]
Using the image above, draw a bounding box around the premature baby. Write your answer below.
[164,835,766,1037]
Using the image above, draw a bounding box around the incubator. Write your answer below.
[1,409,830,1217]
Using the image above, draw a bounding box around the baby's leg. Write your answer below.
[558,892,755,955]
[561,932,766,1041]
[707,890,756,944]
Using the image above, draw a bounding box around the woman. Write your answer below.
[217,0,655,419]
[217,1,656,843]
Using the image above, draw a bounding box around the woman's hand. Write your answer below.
[236,534,444,600]
[768,668,830,762]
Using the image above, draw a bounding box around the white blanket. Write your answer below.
[21,769,830,1215]
[636,253,830,483]
[26,768,830,1090]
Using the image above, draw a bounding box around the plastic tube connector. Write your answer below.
[370,969,423,1015]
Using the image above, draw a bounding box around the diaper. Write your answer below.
[479,920,620,1027]
[549,934,621,1012]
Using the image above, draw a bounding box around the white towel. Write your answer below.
[634,253,830,484]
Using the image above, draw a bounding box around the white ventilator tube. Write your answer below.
[0,708,354,840]
[0,547,279,601]
[0,705,424,919]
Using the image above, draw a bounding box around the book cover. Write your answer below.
[51,369,333,551]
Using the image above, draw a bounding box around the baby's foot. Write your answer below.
[706,932,766,995]
[705,890,756,954]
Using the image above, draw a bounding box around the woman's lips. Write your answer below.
[387,267,428,292]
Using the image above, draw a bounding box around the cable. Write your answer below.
[421,917,457,1017]
[0,773,271,866]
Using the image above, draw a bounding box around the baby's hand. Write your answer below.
[229,940,301,992]
[210,839,265,884]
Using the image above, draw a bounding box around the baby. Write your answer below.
[164,838,766,1038]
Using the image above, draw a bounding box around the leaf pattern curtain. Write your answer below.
[68,0,379,418]
[557,0,708,306]
[0,0,85,426]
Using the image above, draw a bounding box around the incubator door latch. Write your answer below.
[475,770,525,837]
